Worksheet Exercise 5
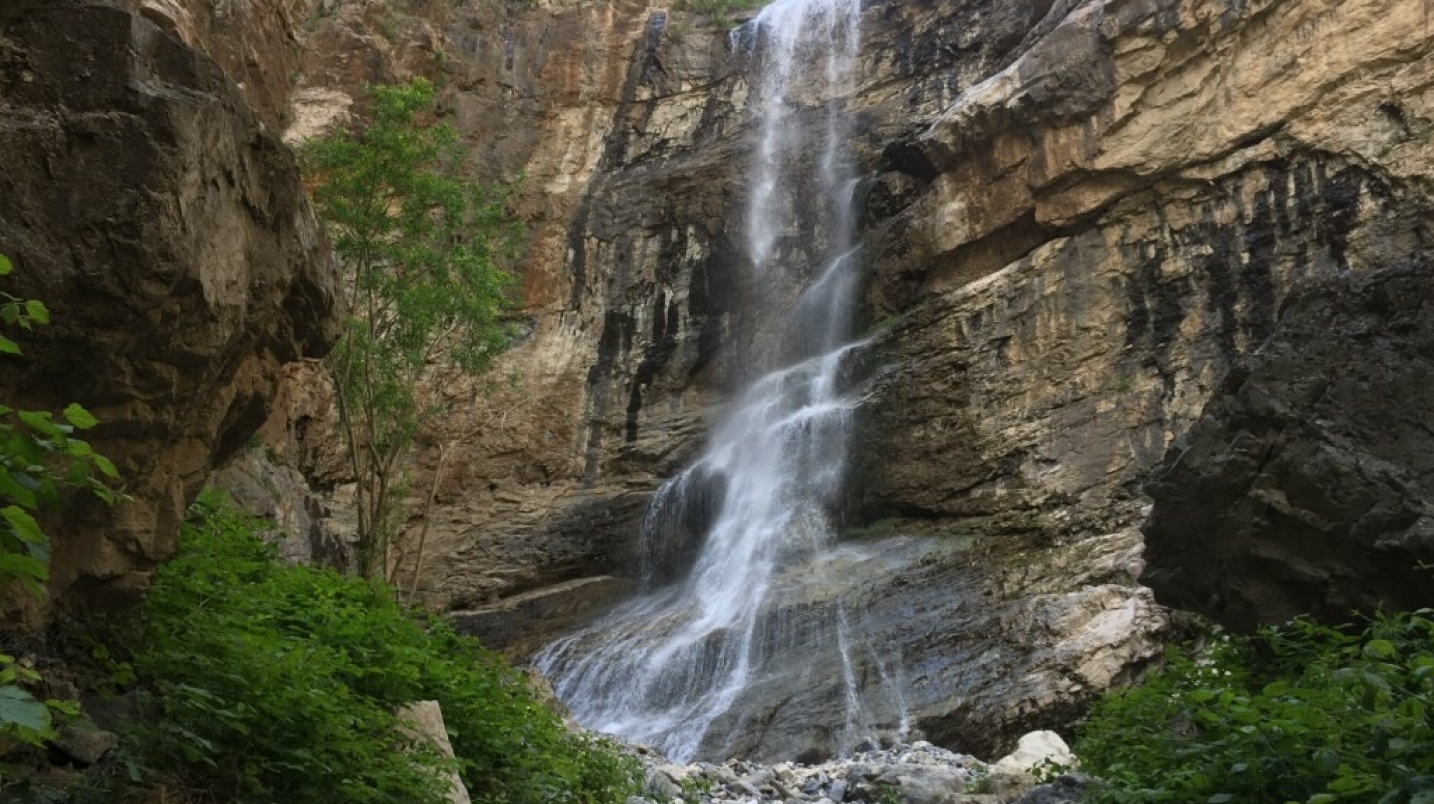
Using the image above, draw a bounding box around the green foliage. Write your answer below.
[874,781,903,804]
[108,491,639,804]
[678,774,714,802]
[0,252,120,756]
[1076,613,1434,804]
[304,79,516,580]
[964,768,997,795]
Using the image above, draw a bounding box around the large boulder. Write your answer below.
[0,0,339,618]
[1141,260,1434,630]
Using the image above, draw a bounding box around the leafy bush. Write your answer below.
[1,251,119,758]
[109,491,639,804]
[1076,613,1434,804]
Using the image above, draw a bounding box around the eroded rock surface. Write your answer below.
[1141,260,1434,630]
[193,0,1434,764]
[841,0,1433,752]
[0,0,339,616]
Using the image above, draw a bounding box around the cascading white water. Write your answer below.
[535,0,878,763]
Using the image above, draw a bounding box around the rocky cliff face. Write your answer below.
[0,0,339,617]
[835,0,1432,753]
[200,0,1433,762]
[1141,259,1434,631]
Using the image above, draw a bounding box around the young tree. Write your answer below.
[305,80,515,580]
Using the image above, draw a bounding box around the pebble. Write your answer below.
[631,740,1003,804]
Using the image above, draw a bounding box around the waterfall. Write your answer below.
[534,0,882,763]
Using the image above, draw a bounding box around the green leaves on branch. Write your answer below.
[105,492,639,804]
[1076,612,1434,804]
[304,79,517,579]
[0,251,124,756]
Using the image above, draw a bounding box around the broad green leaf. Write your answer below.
[1262,680,1289,696]
[0,685,51,737]
[23,300,48,325]
[16,410,61,437]
[64,439,94,458]
[0,254,12,276]
[24,536,50,564]
[0,551,48,583]
[0,470,37,509]
[0,335,18,355]
[1,505,44,544]
[62,403,98,430]
[1363,639,1396,659]
[1328,769,1369,793]
[93,454,119,479]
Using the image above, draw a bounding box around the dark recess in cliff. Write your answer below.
[1142,258,1434,631]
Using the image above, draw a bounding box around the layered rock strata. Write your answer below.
[184,0,1434,763]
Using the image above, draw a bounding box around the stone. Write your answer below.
[1011,774,1093,804]
[877,766,965,804]
[991,732,1075,777]
[55,724,118,766]
[1142,260,1434,629]
[395,701,472,804]
[0,0,339,621]
[645,766,682,800]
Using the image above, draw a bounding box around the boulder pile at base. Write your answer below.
[627,733,1087,804]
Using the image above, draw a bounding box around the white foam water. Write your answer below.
[534,0,892,763]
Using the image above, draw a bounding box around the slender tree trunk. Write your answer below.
[406,440,453,606]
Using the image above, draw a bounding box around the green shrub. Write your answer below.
[109,491,639,804]
[1076,613,1434,804]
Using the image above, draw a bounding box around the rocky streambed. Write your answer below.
[626,734,1088,804]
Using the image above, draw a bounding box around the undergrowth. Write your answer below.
[1076,612,1434,804]
[83,491,639,804]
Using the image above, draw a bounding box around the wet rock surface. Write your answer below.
[1142,259,1434,630]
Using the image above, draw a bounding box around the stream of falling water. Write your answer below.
[534,0,885,763]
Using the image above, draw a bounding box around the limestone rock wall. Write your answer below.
[859,0,1434,531]
[0,0,340,617]
[195,0,1434,761]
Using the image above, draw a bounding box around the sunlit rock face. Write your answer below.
[0,0,340,621]
[187,0,1434,761]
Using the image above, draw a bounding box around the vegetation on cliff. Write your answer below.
[83,492,638,804]
[303,79,516,584]
[1076,613,1434,803]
